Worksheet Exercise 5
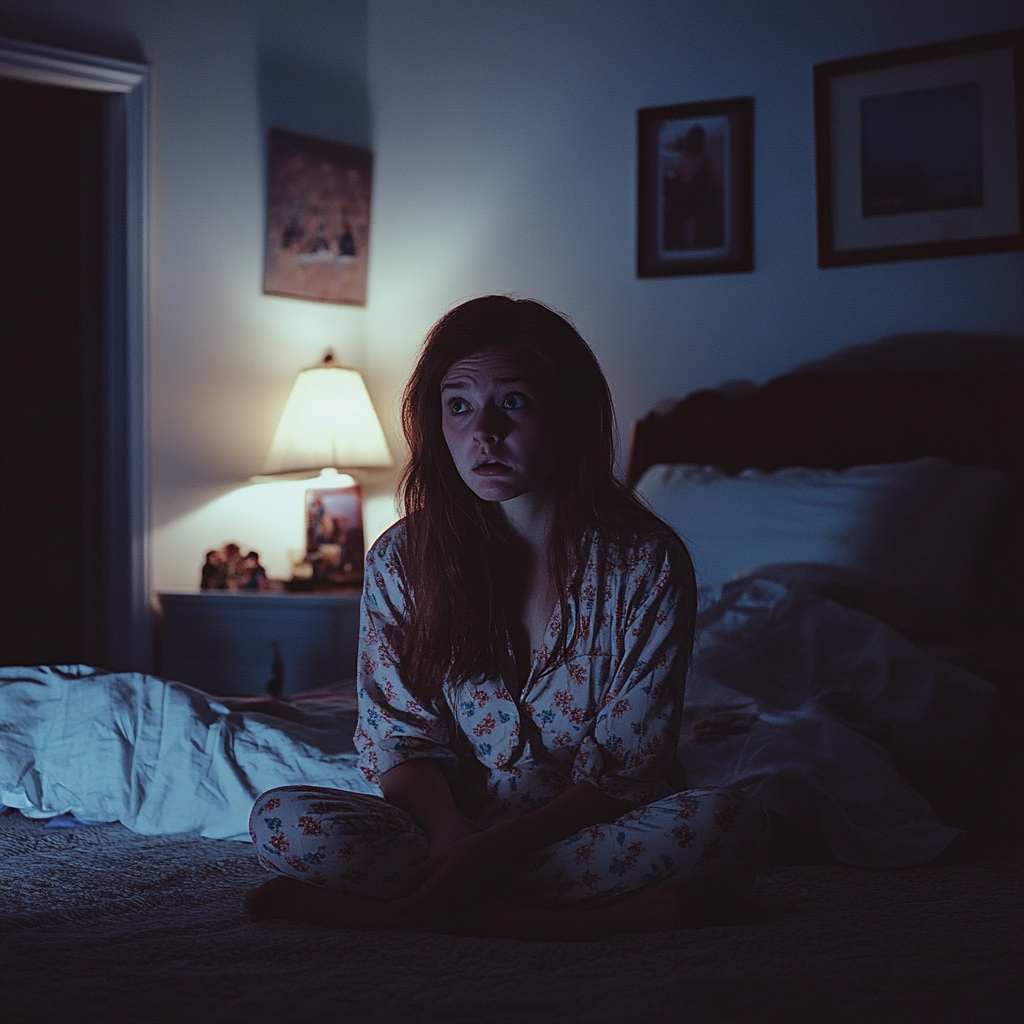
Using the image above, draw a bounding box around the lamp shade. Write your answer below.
[259,352,394,477]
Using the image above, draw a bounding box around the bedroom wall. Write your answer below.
[1,0,1021,600]
[362,0,1024,548]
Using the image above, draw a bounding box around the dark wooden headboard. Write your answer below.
[626,371,1024,487]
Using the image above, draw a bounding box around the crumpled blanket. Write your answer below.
[0,665,374,839]
[680,577,995,866]
[0,577,996,863]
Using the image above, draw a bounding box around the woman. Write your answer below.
[246,296,768,939]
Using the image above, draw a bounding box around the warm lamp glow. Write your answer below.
[259,351,393,478]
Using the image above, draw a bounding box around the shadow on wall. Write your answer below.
[794,332,1024,376]
[708,333,1024,403]
[0,10,144,62]
[255,47,373,301]
[258,45,370,152]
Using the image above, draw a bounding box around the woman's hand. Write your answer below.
[394,828,512,911]
[379,759,630,913]
[379,758,471,840]
[395,782,631,911]
[425,813,481,855]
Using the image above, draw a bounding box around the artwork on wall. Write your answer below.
[262,128,373,305]
[637,97,754,277]
[814,28,1024,267]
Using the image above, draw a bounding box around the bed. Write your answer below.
[2,331,1022,1024]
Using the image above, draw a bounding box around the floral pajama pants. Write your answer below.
[249,785,769,907]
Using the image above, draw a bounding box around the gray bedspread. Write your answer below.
[3,811,1020,1024]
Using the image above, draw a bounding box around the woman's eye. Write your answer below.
[502,392,529,410]
[448,398,469,414]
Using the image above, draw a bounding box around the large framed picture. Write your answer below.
[637,97,754,277]
[814,29,1024,267]
[263,128,373,305]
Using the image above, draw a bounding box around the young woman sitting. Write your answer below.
[245,295,768,940]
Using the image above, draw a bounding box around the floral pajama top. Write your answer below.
[354,523,692,826]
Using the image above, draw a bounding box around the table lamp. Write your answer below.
[257,350,393,587]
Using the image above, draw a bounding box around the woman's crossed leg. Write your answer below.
[245,785,769,939]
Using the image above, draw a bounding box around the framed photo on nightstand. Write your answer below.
[300,484,364,588]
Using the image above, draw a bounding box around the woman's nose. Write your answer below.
[474,403,507,442]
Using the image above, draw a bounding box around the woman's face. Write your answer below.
[440,348,558,504]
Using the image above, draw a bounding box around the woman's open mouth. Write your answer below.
[472,460,512,477]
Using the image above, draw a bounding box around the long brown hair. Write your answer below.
[398,295,694,702]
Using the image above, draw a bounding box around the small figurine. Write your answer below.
[238,550,269,590]
[200,549,228,590]
[200,543,270,590]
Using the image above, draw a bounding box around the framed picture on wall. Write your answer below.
[814,28,1024,268]
[637,97,754,277]
[263,128,373,305]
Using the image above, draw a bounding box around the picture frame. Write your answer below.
[298,484,364,588]
[814,28,1024,267]
[637,97,754,277]
[263,127,373,305]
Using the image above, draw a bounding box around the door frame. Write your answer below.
[0,37,151,670]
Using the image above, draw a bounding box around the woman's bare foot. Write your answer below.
[599,885,686,934]
[245,876,411,930]
[244,876,307,919]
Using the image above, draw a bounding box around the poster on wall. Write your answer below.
[637,97,754,277]
[262,128,373,305]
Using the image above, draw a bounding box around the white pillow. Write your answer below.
[636,457,1007,605]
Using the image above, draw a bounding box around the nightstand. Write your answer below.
[156,589,361,696]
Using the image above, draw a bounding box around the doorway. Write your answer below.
[0,37,150,671]
[0,76,105,664]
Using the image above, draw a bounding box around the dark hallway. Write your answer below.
[0,76,107,665]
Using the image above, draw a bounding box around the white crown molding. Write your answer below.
[0,36,145,92]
